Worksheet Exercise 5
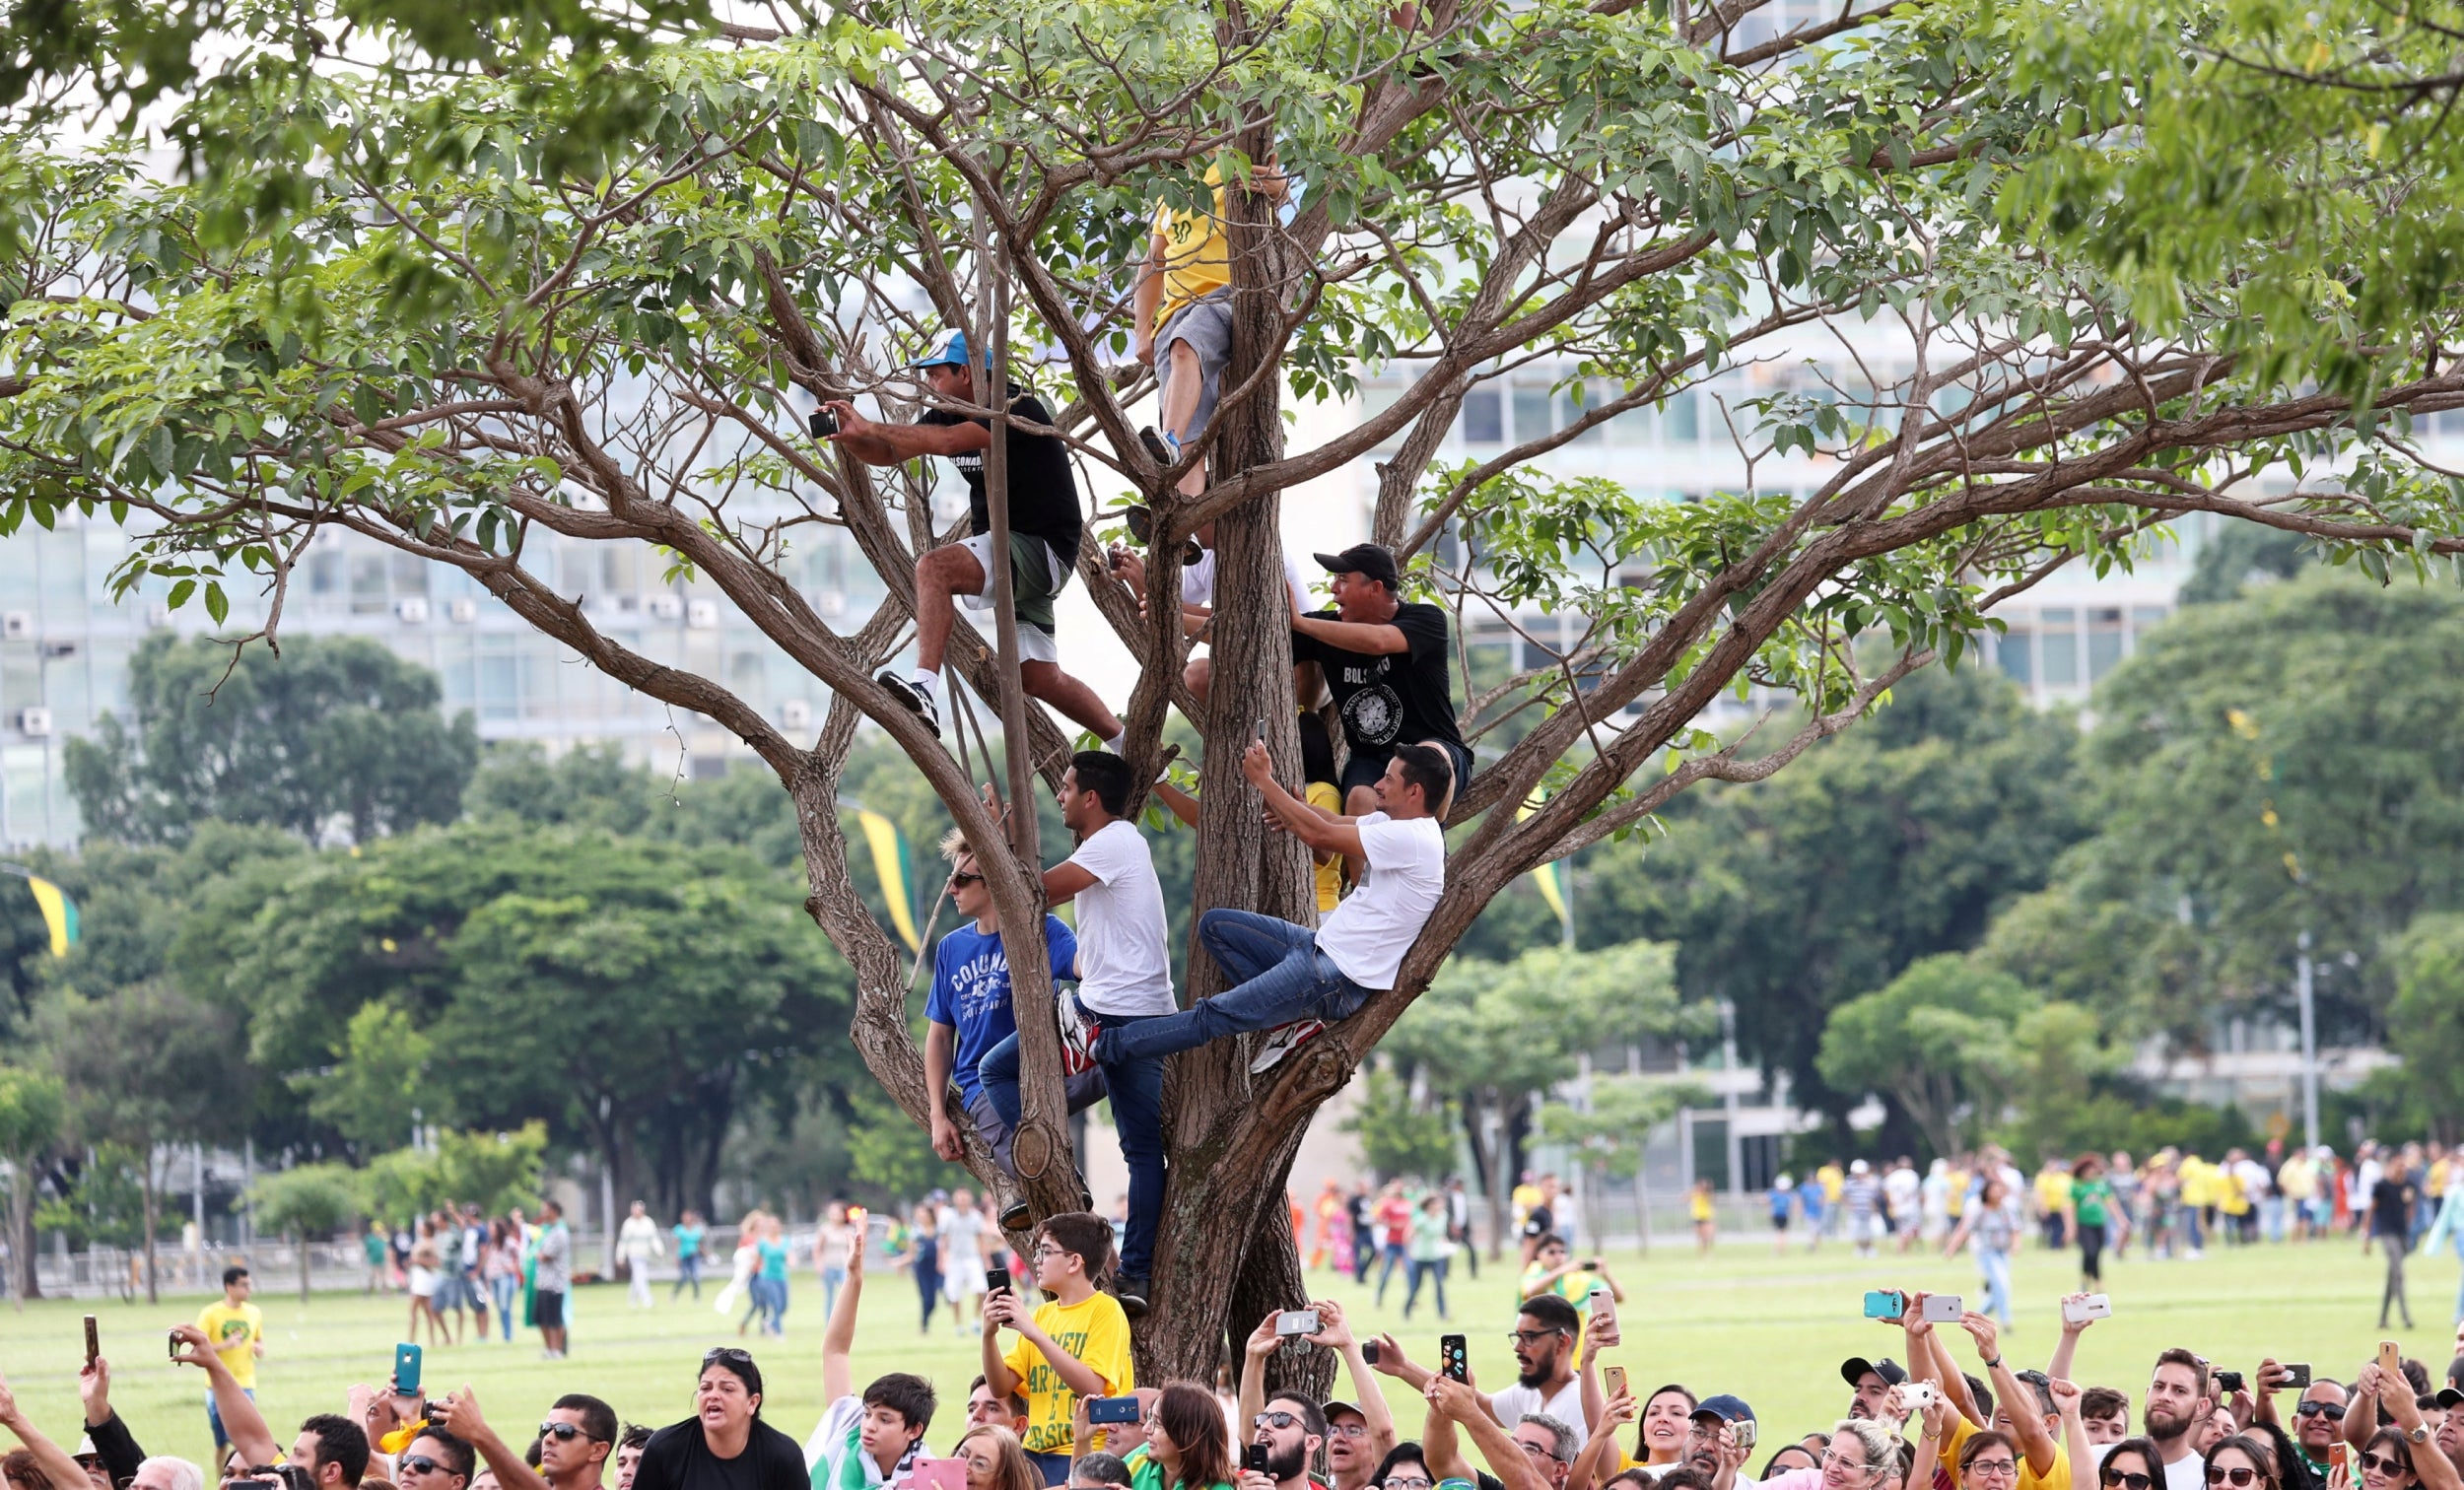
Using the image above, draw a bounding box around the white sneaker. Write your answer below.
[876,671,942,738]
[1251,1019,1326,1074]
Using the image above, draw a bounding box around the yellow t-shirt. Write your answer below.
[1944,1411,2073,1490]
[197,1300,263,1388]
[1817,1164,1844,1202]
[1002,1292,1133,1456]
[1947,1168,1969,1217]
[2034,1169,2072,1215]
[1308,781,1343,912]
[1689,1190,1715,1222]
[1152,166,1228,329]
[2179,1159,2212,1208]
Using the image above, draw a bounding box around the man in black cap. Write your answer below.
[1290,543,1470,837]
[1842,1356,1907,1420]
[1681,1396,1755,1482]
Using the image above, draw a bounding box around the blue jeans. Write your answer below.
[1977,1245,2013,1326]
[821,1264,847,1321]
[673,1253,702,1299]
[1027,1453,1070,1487]
[206,1388,255,1451]
[1097,910,1375,1064]
[982,1008,1168,1281]
[492,1275,517,1339]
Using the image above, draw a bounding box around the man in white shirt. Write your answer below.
[2087,1349,2217,1490]
[1093,739,1450,1083]
[1103,513,1312,707]
[978,750,1175,1318]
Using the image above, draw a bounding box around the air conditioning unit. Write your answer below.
[0,613,30,641]
[447,597,478,624]
[40,641,76,659]
[17,708,51,738]
[686,599,719,629]
[649,595,683,621]
[781,699,812,729]
[395,597,430,625]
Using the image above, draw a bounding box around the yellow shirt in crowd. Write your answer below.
[1308,781,1343,913]
[1817,1163,1844,1202]
[196,1300,264,1389]
[1002,1292,1133,1456]
[1945,1411,2073,1490]
[1151,166,1229,329]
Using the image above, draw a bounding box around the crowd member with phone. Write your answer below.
[977,753,1173,1318]
[1234,1300,1397,1490]
[1117,1383,1236,1490]
[982,1214,1134,1486]
[2244,1361,2342,1483]
[1931,1310,2068,1490]
[1234,1395,1325,1490]
[431,1384,609,1490]
[1415,1374,1554,1490]
[1485,1295,1593,1449]
[393,1425,475,1490]
[803,1235,935,1490]
[629,1348,807,1490]
[954,1426,1042,1490]
[195,1266,266,1456]
[1069,1391,1157,1470]
[0,1363,100,1490]
[75,1341,151,1490]
[1091,739,1449,1080]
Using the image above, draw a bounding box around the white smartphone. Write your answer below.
[1274,1309,1322,1336]
[1921,1294,1963,1323]
[1902,1383,1938,1413]
[2063,1294,2112,1324]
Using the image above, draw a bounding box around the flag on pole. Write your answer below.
[852,809,923,954]
[0,866,77,957]
[1516,796,1571,934]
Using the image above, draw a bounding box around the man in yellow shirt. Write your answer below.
[196,1264,265,1456]
[1131,155,1288,497]
[985,1212,1132,1485]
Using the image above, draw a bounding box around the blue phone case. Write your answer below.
[395,1342,423,1394]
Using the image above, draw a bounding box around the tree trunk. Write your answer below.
[141,1154,159,1306]
[7,1150,35,1306]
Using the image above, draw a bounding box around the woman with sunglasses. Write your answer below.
[952,1428,1040,1490]
[2201,1437,2280,1490]
[2350,1361,2464,1490]
[1123,1385,1236,1490]
[2098,1438,2163,1490]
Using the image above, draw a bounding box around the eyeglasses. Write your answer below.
[2205,1469,2264,1487]
[2101,1472,2153,1490]
[1031,1246,1067,1261]
[2360,1454,2409,1476]
[1508,1328,1568,1346]
[1255,1412,1304,1431]
[538,1423,606,1444]
[398,1457,451,1477]
[1515,1443,1559,1462]
[1329,1425,1370,1440]
[1385,1479,1434,1490]
[2293,1402,2342,1418]
[1967,1461,2019,1480]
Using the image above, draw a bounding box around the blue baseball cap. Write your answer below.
[908,329,973,370]
[1692,1394,1756,1425]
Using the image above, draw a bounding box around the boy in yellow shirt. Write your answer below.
[984,1212,1133,1486]
[195,1264,265,1455]
[1131,155,1289,497]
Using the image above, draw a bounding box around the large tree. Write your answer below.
[10,0,2464,1378]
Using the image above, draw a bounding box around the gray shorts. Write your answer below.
[1157,292,1231,442]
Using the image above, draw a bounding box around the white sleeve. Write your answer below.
[1067,827,1123,885]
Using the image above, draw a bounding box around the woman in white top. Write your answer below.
[407,1218,446,1347]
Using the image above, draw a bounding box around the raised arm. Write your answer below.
[79,1357,146,1490]
[825,1230,866,1403]
[1565,1384,1635,1490]
[2384,1375,2462,1490]
[1963,1314,2056,1476]
[1242,742,1364,859]
[2046,1294,2094,1384]
[1291,612,1411,656]
[171,1324,280,1469]
[0,1367,99,1490]
[1426,1378,1547,1490]
[1239,1313,1278,1431]
[431,1388,551,1490]
[1311,1303,1398,1459]
[2048,1379,2092,1484]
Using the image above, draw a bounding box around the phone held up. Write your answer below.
[1920,1294,1963,1324]
[83,1316,99,1369]
[1603,1366,1628,1401]
[395,1342,424,1397]
[2062,1294,2113,1325]
[2282,1364,2313,1389]
[1863,1290,1906,1321]
[1088,1397,1143,1427]
[1274,1310,1322,1337]
[1245,1446,1271,1476]
[1440,1334,1470,1384]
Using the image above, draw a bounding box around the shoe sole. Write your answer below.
[875,674,943,739]
[1139,429,1176,466]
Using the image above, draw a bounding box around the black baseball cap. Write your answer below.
[1312,543,1400,588]
[1692,1395,1756,1425]
[1841,1357,1908,1389]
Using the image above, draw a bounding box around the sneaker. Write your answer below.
[1250,1019,1327,1074]
[1138,427,1181,467]
[1059,994,1103,1077]
[1114,1273,1150,1319]
[999,1196,1032,1232]
[876,671,942,738]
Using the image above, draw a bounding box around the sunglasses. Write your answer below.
[2206,1470,2265,1487]
[949,871,984,887]
[397,1457,453,1478]
[2360,1454,2409,1476]
[538,1423,605,1444]
[1256,1412,1305,1431]
[2293,1403,2342,1418]
[2102,1473,2154,1490]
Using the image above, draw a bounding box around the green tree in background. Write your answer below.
[298,1000,432,1158]
[1817,954,2039,1158]
[0,1064,63,1304]
[64,634,478,846]
[2385,914,2464,1145]
[1537,1073,1708,1241]
[1341,1066,1459,1185]
[249,1163,361,1302]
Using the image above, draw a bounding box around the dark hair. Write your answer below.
[1966,1374,1996,1423]
[1659,1472,1715,1490]
[1756,1449,1820,1481]
[701,1347,764,1411]
[550,1395,619,1450]
[223,1265,250,1288]
[410,1430,476,1480]
[2082,1388,2130,1422]
[1266,1393,1328,1441]
[1299,712,1336,787]
[2103,1438,2163,1488]
[1517,1293,1582,1336]
[1370,1445,1429,1489]
[2362,1429,2417,1482]
[1605,1474,1657,1490]
[301,1415,373,1484]
[542,1199,564,1218]
[864,1374,937,1434]
[1533,1233,1567,1253]
[969,1375,1028,1421]
[1957,1431,2019,1477]
[618,1427,653,1454]
[3,1450,57,1490]
[2013,1370,2058,1418]
[1395,743,1455,817]
[1038,1212,1116,1277]
[2401,1359,2431,1398]
[1066,752,1133,818]
[1155,1382,1234,1490]
[2156,1349,2210,1400]
[2207,1436,2281,1490]
[1073,1453,1134,1490]
[1645,1385,1698,1413]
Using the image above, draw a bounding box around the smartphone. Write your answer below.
[1245,1446,1271,1475]
[1440,1334,1470,1384]
[1604,1366,1628,1400]
[988,1266,1011,1296]
[2283,1364,2313,1389]
[907,1461,967,1490]
[2063,1294,2112,1324]
[1363,1341,1380,1366]
[394,1342,423,1396]
[83,1316,98,1368]
[1587,1283,1616,1329]
[2332,1445,2350,1477]
[2215,1370,2245,1395]
[1088,1396,1143,1426]
[1275,1309,1322,1337]
[168,1329,181,1362]
[807,406,840,440]
[1921,1294,1963,1323]
[1863,1290,1907,1321]
[1735,1421,1759,1453]
[1903,1383,1939,1414]
[2381,1341,2404,1384]
[1255,716,1267,741]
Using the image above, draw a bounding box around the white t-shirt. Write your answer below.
[1065,819,1177,1016]
[2090,1442,2205,1490]
[1491,1377,1589,1448]
[1316,813,1444,989]
[1884,1166,1921,1219]
[941,1205,989,1269]
[1185,548,1310,614]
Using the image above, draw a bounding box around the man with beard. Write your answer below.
[1235,1302,1397,1490]
[1680,1397,1754,1489]
[631,1350,807,1490]
[2250,1365,2342,1480]
[2085,1351,2213,1490]
[1236,1395,1326,1490]
[1486,1296,1592,1447]
[1840,1357,1908,1421]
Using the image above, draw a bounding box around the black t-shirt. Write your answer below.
[1521,1203,1554,1240]
[634,1419,809,1490]
[918,385,1082,564]
[2371,1178,2418,1238]
[1291,602,1462,754]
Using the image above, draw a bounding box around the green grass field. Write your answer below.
[0,1236,2451,1470]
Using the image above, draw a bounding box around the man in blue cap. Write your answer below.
[821,332,1125,748]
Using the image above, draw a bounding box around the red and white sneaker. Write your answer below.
[1059,993,1101,1076]
[1250,1019,1326,1074]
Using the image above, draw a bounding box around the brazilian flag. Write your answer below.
[846,808,923,954]
[0,865,78,956]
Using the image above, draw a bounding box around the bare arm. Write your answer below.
[924,1022,963,1162]
[1240,1314,1276,1432]
[1044,860,1100,907]
[1132,236,1166,350]
[1153,779,1200,831]
[171,1325,280,1468]
[982,1284,1023,1400]
[823,403,990,468]
[2046,1294,2093,1383]
[2384,1376,2462,1490]
[1243,742,1366,858]
[1567,1387,1635,1490]
[1964,1314,2056,1476]
[431,1388,551,1490]
[825,1236,866,1403]
[1291,612,1411,656]
[0,1370,99,1490]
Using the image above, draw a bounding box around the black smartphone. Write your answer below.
[1244,1447,1270,1475]
[167,1329,180,1362]
[2283,1364,2312,1389]
[807,407,840,440]
[83,1316,98,1368]
[1363,1341,1380,1366]
[1440,1334,1469,1384]
[988,1266,1011,1296]
[1255,716,1267,740]
[1088,1396,1143,1426]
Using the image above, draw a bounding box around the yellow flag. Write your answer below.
[23,875,75,957]
[856,810,922,953]
[1516,796,1570,929]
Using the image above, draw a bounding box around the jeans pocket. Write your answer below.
[1322,976,1375,1023]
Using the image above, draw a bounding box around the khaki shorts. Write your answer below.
[957,530,1066,660]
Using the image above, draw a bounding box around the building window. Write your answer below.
[2087,607,2125,681]
[2039,608,2078,685]
[1997,628,2033,684]
[1511,385,1551,445]
[1459,387,1504,444]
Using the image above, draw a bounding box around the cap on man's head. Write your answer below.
[2437,1388,2464,1411]
[1850,1159,1871,1175]
[908,330,974,370]
[1312,543,1401,589]
[1325,1401,1366,1424]
[1840,1357,1907,1388]
[1692,1395,1755,1425]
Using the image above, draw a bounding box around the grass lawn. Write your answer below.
[0,1234,2450,1471]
